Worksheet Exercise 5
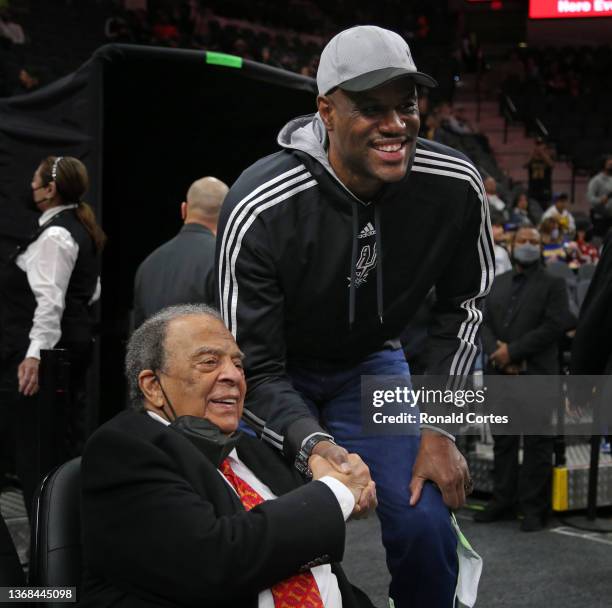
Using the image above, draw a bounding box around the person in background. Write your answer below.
[491,211,512,276]
[445,105,473,136]
[150,10,180,46]
[542,193,576,239]
[587,154,612,211]
[0,156,104,511]
[444,105,492,154]
[477,226,569,532]
[421,112,441,141]
[484,176,508,219]
[574,218,599,265]
[525,138,554,208]
[587,155,612,236]
[509,192,532,228]
[133,176,228,328]
[539,217,567,265]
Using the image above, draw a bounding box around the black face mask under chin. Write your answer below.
[170,416,242,467]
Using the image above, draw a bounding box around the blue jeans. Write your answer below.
[288,349,458,608]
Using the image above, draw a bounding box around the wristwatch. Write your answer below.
[294,434,335,477]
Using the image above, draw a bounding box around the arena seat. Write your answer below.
[29,458,82,601]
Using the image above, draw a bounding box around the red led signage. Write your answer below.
[530,0,612,18]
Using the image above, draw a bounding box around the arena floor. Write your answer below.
[342,499,612,608]
[3,489,612,607]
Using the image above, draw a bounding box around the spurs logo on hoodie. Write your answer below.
[349,223,377,288]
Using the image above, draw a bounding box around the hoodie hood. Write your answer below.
[277,112,366,205]
[277,112,330,168]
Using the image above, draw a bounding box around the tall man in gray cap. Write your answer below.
[217,26,493,607]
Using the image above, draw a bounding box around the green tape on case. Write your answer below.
[205,52,243,68]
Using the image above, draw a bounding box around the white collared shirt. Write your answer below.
[147,411,352,607]
[16,205,100,360]
[494,244,512,276]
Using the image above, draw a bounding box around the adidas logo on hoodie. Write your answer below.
[358,222,376,238]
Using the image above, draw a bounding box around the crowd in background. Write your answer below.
[0,0,452,92]
[1,0,609,312]
[2,0,610,336]
[101,0,451,78]
[1,2,612,558]
[498,44,612,101]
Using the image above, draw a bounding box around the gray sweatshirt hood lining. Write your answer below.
[277,112,369,206]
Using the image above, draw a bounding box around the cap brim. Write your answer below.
[337,66,438,92]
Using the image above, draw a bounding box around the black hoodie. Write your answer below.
[216,113,495,459]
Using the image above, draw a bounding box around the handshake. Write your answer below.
[309,444,377,519]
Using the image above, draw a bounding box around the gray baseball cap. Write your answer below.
[317,25,438,95]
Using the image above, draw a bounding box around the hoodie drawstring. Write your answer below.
[374,203,384,325]
[349,203,384,328]
[349,203,359,328]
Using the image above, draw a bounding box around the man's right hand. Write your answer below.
[310,453,377,518]
[311,440,351,473]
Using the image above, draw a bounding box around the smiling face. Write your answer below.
[318,77,420,200]
[140,314,246,434]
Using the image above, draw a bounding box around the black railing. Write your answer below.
[501,94,518,144]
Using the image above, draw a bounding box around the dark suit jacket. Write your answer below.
[79,410,372,608]
[481,265,569,374]
[571,232,612,374]
[133,224,216,328]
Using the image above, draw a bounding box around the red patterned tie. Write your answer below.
[220,459,324,608]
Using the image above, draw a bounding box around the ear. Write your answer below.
[47,181,58,198]
[317,95,334,131]
[138,370,165,410]
[180,202,187,221]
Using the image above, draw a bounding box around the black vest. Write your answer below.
[0,208,99,357]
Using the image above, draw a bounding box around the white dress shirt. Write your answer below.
[16,205,100,360]
[494,244,512,276]
[147,411,353,607]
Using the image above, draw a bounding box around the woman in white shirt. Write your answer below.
[0,155,105,510]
